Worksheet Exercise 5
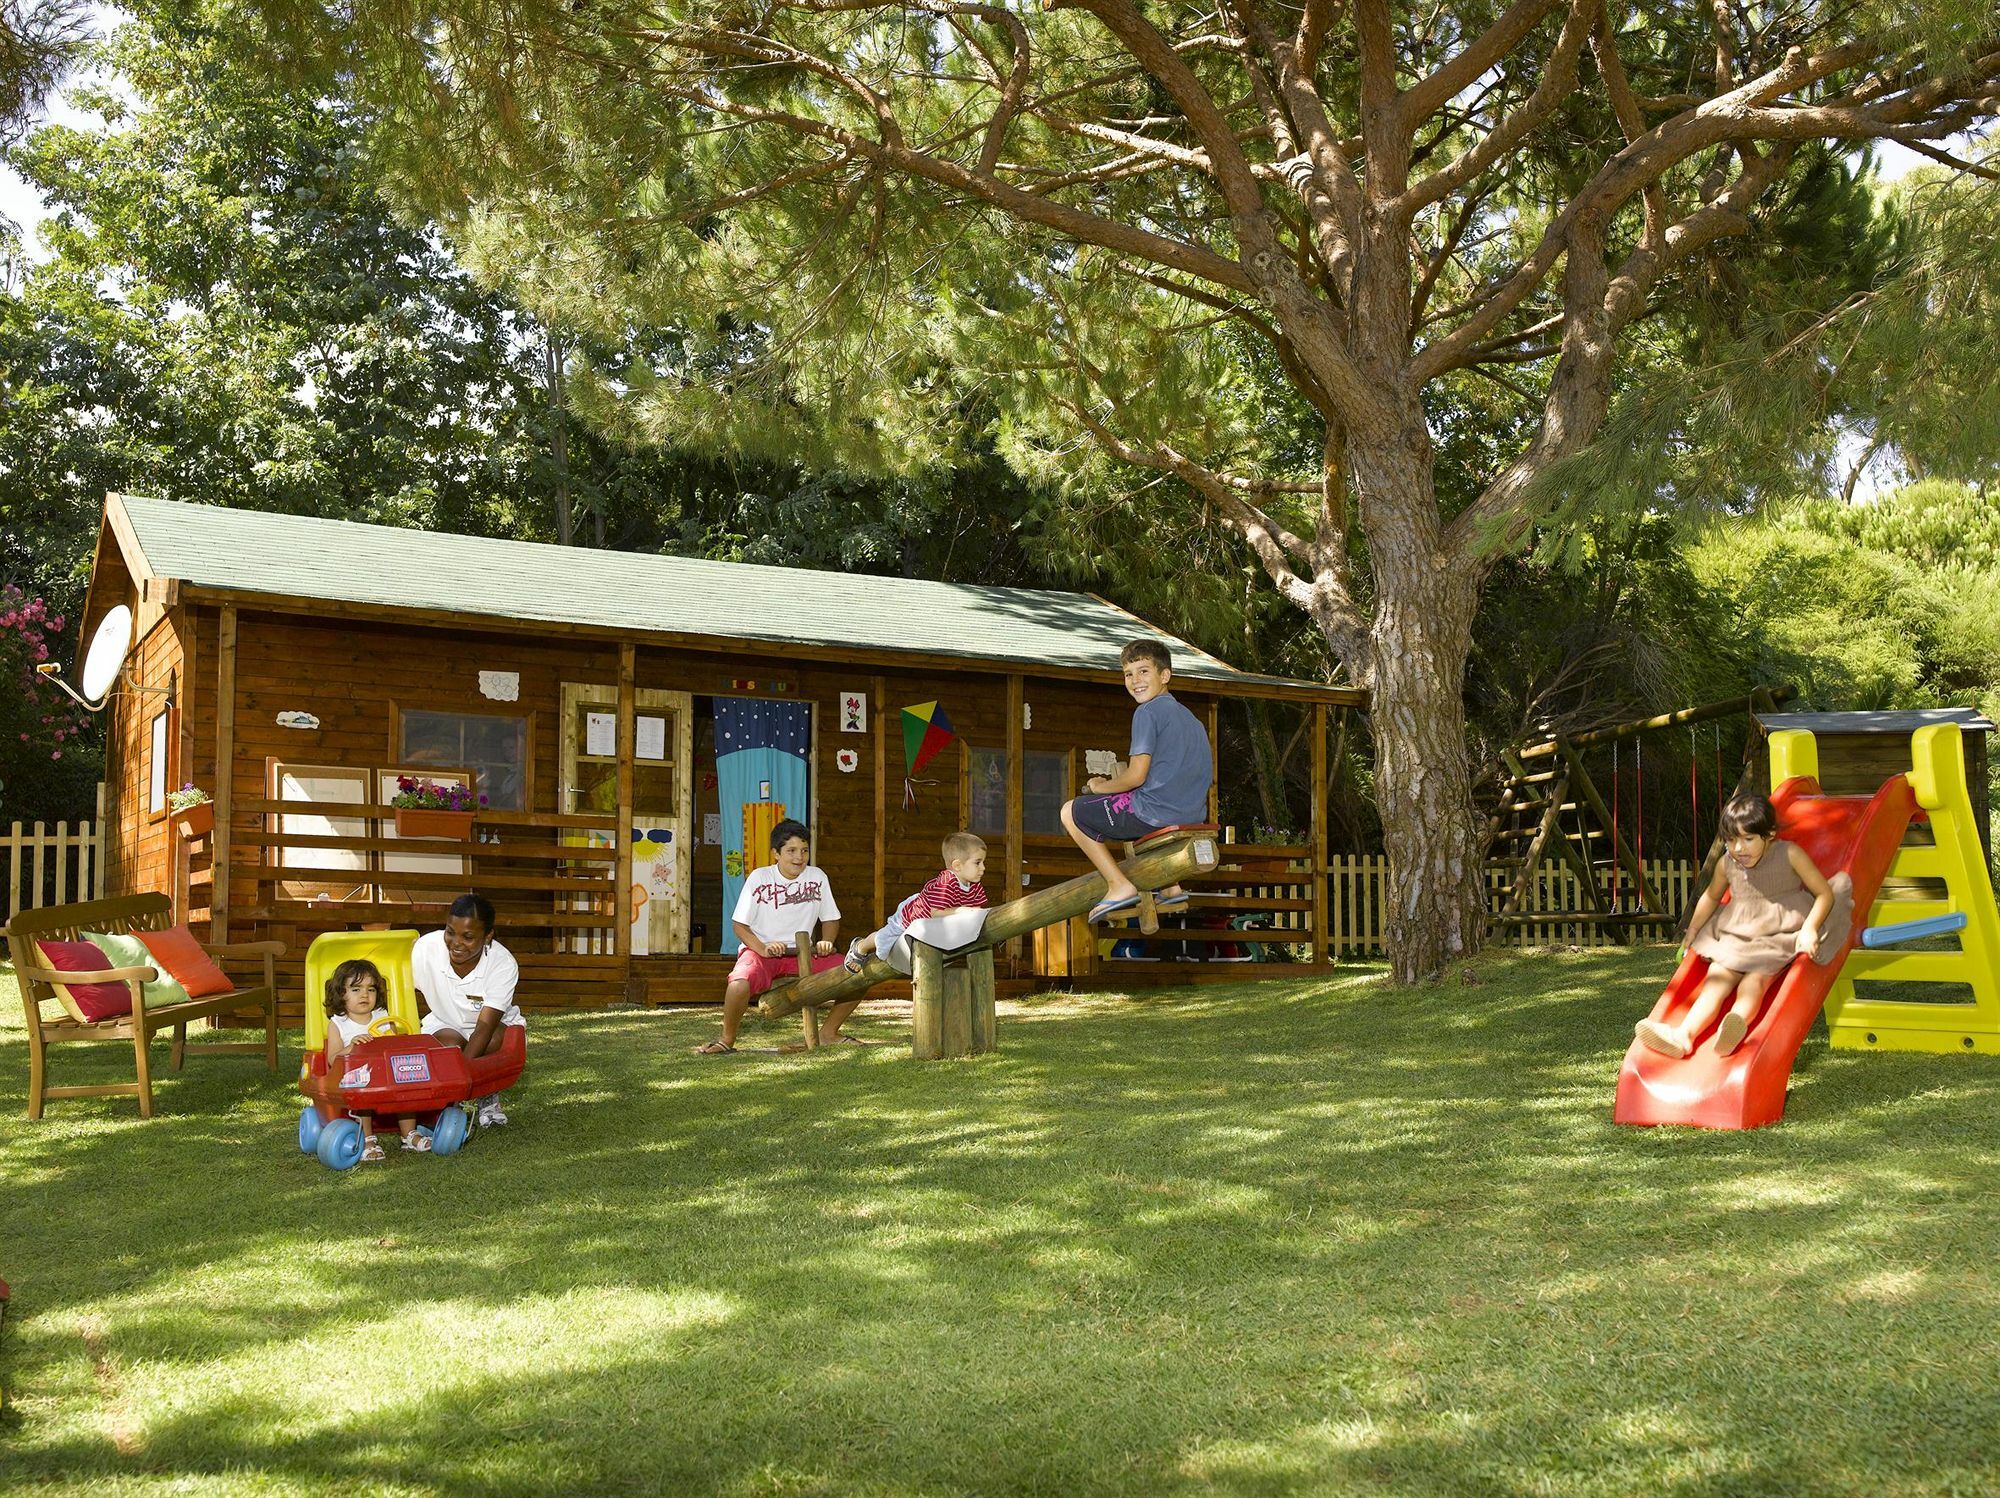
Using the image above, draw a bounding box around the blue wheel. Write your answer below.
[316,1118,365,1170]
[298,1106,323,1154]
[430,1105,469,1157]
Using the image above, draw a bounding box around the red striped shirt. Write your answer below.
[898,869,989,923]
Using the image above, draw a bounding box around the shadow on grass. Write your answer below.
[3,950,2000,1494]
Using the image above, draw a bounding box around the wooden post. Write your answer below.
[966,945,997,1054]
[614,644,635,960]
[1312,703,1329,966]
[1129,837,1161,934]
[1005,672,1023,958]
[211,605,237,947]
[1206,699,1220,826]
[940,965,973,1058]
[910,939,945,1060]
[793,927,820,1048]
[873,673,888,926]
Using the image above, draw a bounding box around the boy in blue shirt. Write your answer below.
[1061,639,1214,922]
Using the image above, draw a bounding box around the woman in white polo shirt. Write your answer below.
[412,893,523,1126]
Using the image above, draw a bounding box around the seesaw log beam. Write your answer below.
[757,830,1222,1022]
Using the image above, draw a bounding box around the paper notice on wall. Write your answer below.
[478,670,521,702]
[585,711,616,757]
[704,813,723,846]
[635,715,667,761]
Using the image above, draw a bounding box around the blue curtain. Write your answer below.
[714,699,812,953]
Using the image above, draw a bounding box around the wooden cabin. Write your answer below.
[79,494,1363,1021]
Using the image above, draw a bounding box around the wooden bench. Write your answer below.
[4,893,283,1119]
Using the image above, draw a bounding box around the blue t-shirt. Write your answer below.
[1128,692,1212,827]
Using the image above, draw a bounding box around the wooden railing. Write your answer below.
[1016,834,1693,965]
[4,786,107,921]
[220,800,623,953]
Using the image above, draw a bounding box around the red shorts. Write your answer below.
[728,946,847,997]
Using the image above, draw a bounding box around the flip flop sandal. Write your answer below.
[832,1034,881,1046]
[843,947,866,974]
[692,1039,737,1055]
[1087,895,1142,923]
[1153,891,1191,909]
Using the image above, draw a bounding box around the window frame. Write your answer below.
[392,701,535,812]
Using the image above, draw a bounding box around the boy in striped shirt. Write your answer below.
[845,832,989,973]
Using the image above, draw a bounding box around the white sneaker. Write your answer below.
[477,1097,509,1127]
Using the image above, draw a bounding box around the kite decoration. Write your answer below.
[900,700,958,808]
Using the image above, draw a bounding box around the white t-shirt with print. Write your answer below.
[732,865,842,949]
[411,929,524,1034]
[329,1008,392,1047]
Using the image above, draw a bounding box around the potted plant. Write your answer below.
[167,783,214,839]
[391,776,485,840]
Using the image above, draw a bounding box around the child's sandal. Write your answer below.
[402,1131,432,1152]
[360,1135,386,1162]
[1714,1012,1749,1056]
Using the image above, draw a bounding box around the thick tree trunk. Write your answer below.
[1348,434,1487,983]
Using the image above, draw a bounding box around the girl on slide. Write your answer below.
[1635,791,1852,1060]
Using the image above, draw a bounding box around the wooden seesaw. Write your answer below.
[757,826,1222,1060]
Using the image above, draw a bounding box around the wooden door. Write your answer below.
[559,682,693,954]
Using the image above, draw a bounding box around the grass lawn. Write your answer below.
[3,947,1999,1495]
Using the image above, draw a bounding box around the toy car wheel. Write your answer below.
[316,1118,366,1170]
[429,1106,469,1156]
[298,1106,324,1154]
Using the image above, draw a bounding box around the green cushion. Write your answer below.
[82,930,193,1011]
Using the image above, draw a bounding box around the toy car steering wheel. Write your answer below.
[366,1015,405,1038]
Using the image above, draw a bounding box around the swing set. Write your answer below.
[1483,685,1796,933]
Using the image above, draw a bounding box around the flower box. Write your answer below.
[394,807,476,840]
[172,801,214,839]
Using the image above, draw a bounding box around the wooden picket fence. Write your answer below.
[3,786,108,923]
[1323,853,1697,959]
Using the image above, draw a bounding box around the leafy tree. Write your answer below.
[0,0,87,150]
[269,0,2000,976]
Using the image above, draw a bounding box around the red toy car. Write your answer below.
[299,1027,525,1168]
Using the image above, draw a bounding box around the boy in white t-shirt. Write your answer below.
[413,893,524,1126]
[695,819,851,1054]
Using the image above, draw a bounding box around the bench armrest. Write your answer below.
[204,939,288,958]
[19,963,158,986]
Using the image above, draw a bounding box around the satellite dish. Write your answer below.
[79,605,134,705]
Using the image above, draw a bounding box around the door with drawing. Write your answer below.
[559,682,693,955]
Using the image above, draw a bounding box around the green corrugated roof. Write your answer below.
[115,495,1345,695]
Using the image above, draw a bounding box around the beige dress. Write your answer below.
[1690,838,1853,975]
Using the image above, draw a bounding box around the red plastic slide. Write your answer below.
[1614,771,1917,1130]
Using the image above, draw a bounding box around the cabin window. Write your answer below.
[147,707,171,816]
[398,708,529,810]
[968,747,1069,835]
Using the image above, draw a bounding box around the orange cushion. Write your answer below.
[135,925,235,998]
[35,938,133,1022]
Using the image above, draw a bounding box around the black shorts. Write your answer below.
[1067,792,1161,843]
